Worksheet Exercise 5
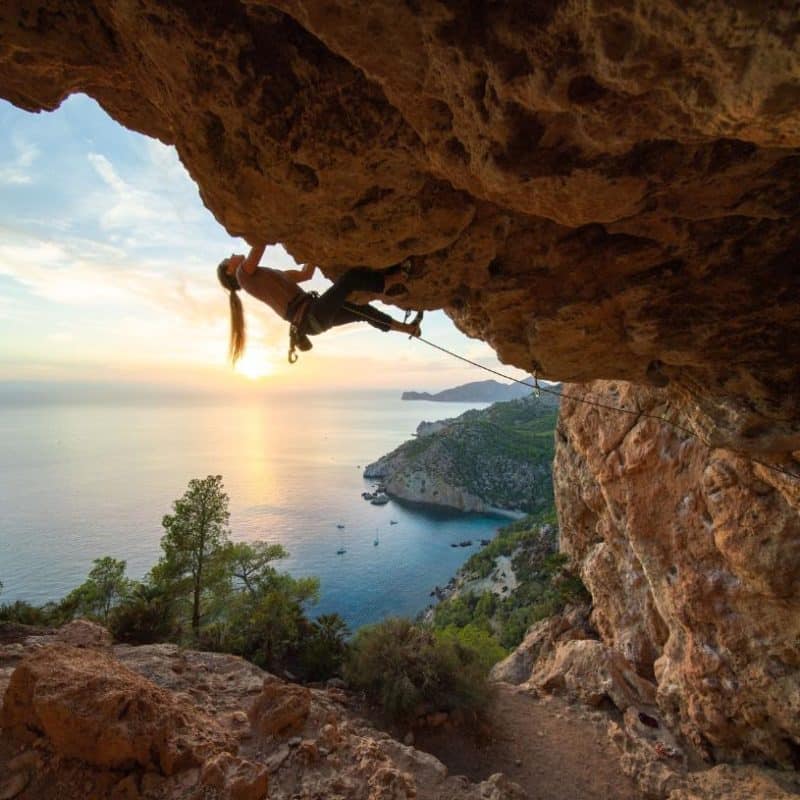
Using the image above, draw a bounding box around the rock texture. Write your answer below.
[1,1,799,456]
[554,381,800,767]
[0,631,524,800]
[2,644,236,773]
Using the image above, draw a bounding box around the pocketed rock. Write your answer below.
[199,752,268,800]
[1,644,235,773]
[530,639,657,712]
[556,381,800,766]
[667,764,800,800]
[0,637,525,800]
[248,676,311,738]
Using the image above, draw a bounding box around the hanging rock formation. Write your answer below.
[2,0,800,784]
[1,0,798,456]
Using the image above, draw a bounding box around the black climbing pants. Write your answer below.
[306,267,396,334]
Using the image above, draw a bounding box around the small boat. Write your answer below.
[390,520,398,525]
[374,538,379,546]
[362,492,376,501]
[336,524,345,529]
[458,540,473,547]
[371,494,389,505]
[480,539,491,546]
[336,548,346,555]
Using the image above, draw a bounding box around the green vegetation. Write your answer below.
[430,512,589,653]
[344,617,491,722]
[371,396,558,513]
[157,475,232,635]
[0,475,344,681]
[64,557,131,623]
[1,477,579,703]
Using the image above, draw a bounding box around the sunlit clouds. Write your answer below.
[0,94,525,393]
[0,136,39,185]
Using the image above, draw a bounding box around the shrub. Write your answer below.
[298,613,350,682]
[435,624,507,673]
[109,582,178,644]
[344,617,491,722]
[0,600,56,626]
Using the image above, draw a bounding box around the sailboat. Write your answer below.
[374,528,380,546]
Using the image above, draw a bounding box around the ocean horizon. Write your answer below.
[0,384,508,629]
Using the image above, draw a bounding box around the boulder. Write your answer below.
[248,676,311,738]
[200,752,269,800]
[531,639,657,712]
[54,619,113,649]
[1,644,235,773]
[490,604,593,685]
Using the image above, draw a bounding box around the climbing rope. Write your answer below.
[338,302,800,482]
[287,290,797,483]
[411,333,800,483]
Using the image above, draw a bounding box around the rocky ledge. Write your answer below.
[0,621,523,800]
[491,606,800,800]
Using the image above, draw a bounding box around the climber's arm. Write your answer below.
[240,243,266,276]
[283,263,316,283]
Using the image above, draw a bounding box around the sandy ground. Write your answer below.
[412,683,642,800]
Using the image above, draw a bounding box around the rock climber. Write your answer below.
[217,242,422,363]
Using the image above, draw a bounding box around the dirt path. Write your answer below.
[413,683,642,800]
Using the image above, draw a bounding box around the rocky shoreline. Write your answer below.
[363,397,557,514]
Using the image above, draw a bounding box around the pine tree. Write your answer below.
[158,475,231,635]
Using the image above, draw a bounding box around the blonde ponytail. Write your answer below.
[228,289,246,364]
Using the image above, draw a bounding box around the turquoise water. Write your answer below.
[0,388,508,629]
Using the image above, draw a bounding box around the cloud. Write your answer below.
[0,138,39,185]
[85,140,213,240]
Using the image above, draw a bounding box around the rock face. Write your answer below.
[1,1,798,457]
[2,644,236,773]
[554,381,800,767]
[0,632,524,800]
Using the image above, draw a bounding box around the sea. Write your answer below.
[0,387,510,630]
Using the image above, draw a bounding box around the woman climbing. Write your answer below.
[216,242,422,363]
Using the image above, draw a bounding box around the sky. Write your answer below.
[0,94,527,394]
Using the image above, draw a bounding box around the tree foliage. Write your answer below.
[430,513,590,657]
[64,557,130,622]
[158,475,231,634]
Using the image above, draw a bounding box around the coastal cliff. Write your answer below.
[401,379,558,404]
[364,396,557,513]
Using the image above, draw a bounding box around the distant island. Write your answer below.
[401,378,561,404]
[364,395,558,513]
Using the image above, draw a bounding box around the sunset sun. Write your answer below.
[235,350,274,380]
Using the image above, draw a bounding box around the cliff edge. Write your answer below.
[364,396,557,513]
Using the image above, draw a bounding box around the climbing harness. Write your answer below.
[278,275,798,483]
[286,291,319,364]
